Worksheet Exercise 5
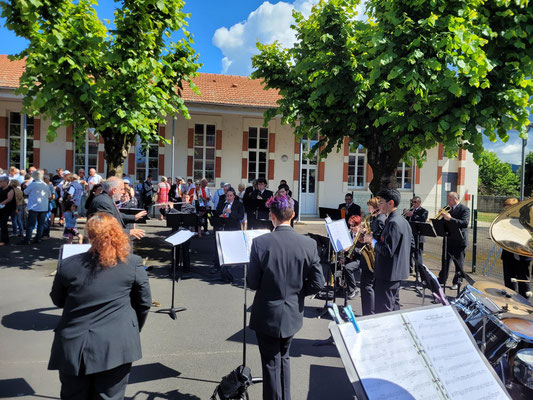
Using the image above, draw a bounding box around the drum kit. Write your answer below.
[452,198,533,398]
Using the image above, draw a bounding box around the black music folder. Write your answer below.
[319,207,342,220]
[431,219,464,240]
[409,221,437,238]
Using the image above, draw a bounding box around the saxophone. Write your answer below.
[358,213,376,272]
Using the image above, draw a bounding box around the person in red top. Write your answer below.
[157,177,170,220]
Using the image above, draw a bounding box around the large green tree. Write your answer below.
[478,150,520,196]
[252,0,533,194]
[1,0,200,176]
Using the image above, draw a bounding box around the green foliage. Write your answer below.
[478,151,520,196]
[252,0,533,193]
[1,0,200,175]
[524,151,533,196]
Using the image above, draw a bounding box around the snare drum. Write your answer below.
[514,348,533,390]
[473,315,521,364]
[453,285,501,333]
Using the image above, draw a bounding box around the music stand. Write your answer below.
[319,207,342,220]
[156,214,197,320]
[431,219,464,294]
[408,221,437,295]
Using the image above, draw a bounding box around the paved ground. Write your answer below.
[0,218,512,400]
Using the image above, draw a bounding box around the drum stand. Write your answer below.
[478,311,507,385]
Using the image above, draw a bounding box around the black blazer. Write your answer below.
[371,213,386,241]
[408,207,429,243]
[48,253,151,375]
[249,189,273,220]
[338,202,361,222]
[374,210,413,282]
[215,199,244,231]
[447,203,470,247]
[87,193,136,229]
[247,225,325,338]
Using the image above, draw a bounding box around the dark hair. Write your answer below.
[377,188,401,207]
[256,177,267,185]
[278,183,290,191]
[64,200,75,211]
[266,194,294,221]
[147,175,152,179]
[345,193,353,199]
[226,187,236,196]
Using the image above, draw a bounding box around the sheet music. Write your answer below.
[406,307,509,400]
[217,231,248,265]
[338,315,441,400]
[165,229,196,246]
[326,219,352,252]
[243,230,269,255]
[61,244,91,260]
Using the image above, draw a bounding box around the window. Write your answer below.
[348,145,366,188]
[193,124,216,184]
[8,112,34,169]
[74,129,98,173]
[248,127,269,182]
[397,161,413,189]
[135,137,158,181]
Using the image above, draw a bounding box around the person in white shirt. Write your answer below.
[22,169,51,244]
[87,168,103,190]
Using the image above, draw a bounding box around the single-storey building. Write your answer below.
[0,55,478,215]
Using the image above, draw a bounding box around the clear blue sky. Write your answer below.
[0,0,529,163]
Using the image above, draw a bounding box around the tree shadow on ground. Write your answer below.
[307,364,355,400]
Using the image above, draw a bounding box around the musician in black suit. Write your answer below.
[438,192,470,290]
[215,187,244,231]
[87,177,146,239]
[404,196,428,273]
[365,189,412,313]
[48,213,151,399]
[242,179,257,229]
[249,177,273,230]
[248,194,325,400]
[338,193,361,223]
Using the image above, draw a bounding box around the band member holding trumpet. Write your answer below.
[338,193,361,224]
[437,192,470,290]
[403,196,428,273]
[364,189,412,313]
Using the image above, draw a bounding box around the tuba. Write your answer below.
[490,198,533,257]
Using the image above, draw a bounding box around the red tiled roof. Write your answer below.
[0,55,25,88]
[0,55,280,108]
[181,73,280,108]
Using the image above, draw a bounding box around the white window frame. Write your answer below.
[347,144,366,189]
[135,137,159,182]
[247,126,269,182]
[73,129,99,174]
[397,161,413,190]
[193,123,216,185]
[7,111,34,170]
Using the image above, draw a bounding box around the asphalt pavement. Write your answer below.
[0,218,498,400]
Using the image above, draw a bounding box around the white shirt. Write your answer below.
[24,180,50,212]
[87,174,103,190]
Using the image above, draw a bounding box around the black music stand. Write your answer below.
[119,207,148,223]
[409,221,437,295]
[156,213,197,320]
[319,207,342,220]
[431,219,464,294]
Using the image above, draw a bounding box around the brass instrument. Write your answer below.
[402,206,415,217]
[346,214,375,272]
[490,198,533,257]
[434,205,451,220]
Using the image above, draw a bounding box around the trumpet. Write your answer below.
[402,206,415,217]
[434,205,451,220]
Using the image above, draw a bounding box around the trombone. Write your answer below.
[434,205,451,220]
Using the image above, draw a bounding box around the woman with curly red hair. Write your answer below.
[48,212,151,399]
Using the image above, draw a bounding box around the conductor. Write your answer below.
[247,194,325,400]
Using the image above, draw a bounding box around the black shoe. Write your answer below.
[18,240,30,245]
[210,267,220,274]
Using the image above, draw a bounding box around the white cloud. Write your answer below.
[500,143,521,155]
[212,1,367,76]
[484,135,531,165]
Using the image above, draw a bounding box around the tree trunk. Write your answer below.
[101,128,131,177]
[366,140,405,195]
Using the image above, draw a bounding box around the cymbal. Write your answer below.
[473,280,533,314]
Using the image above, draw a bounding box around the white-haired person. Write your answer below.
[22,169,52,244]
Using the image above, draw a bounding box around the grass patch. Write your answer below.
[476,212,498,223]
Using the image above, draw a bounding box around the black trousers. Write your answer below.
[374,279,401,314]
[410,242,424,271]
[344,259,360,295]
[360,268,375,315]
[438,244,466,285]
[503,255,531,298]
[0,211,10,243]
[59,362,132,400]
[256,333,293,400]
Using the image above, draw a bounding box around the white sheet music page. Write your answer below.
[326,219,352,252]
[406,306,509,400]
[165,229,195,246]
[243,230,269,255]
[338,315,441,400]
[61,244,91,259]
[217,231,248,265]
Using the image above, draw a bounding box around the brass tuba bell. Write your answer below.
[490,198,533,257]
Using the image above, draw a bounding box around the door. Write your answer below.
[441,172,458,207]
[300,137,318,215]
